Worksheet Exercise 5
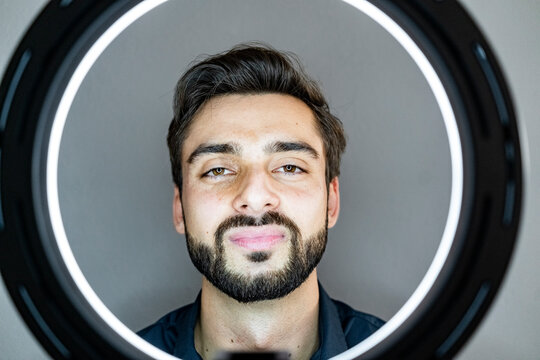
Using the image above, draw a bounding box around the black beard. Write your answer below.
[185,211,328,303]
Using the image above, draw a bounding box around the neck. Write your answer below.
[195,271,320,360]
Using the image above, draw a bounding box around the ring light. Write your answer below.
[0,1,522,359]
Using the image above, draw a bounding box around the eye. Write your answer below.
[203,167,234,178]
[275,164,304,175]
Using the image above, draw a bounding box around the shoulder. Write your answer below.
[136,302,196,353]
[332,298,385,345]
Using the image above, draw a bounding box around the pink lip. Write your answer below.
[229,227,286,251]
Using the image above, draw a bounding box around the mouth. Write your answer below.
[228,226,286,251]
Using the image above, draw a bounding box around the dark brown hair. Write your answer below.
[167,43,346,189]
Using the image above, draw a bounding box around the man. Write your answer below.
[138,44,384,359]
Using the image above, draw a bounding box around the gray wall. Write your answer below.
[0,1,538,359]
[58,0,448,333]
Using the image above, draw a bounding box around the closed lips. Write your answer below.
[229,227,286,251]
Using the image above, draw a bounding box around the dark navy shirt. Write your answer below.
[137,284,384,359]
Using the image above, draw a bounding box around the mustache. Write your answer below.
[214,211,300,241]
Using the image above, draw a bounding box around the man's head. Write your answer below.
[167,44,346,303]
[168,44,346,189]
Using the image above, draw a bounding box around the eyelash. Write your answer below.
[202,167,234,178]
[202,165,305,178]
[274,164,305,175]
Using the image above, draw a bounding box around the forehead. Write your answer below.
[182,94,323,157]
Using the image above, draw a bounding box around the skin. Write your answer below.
[173,93,340,360]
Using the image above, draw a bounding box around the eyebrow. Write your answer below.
[187,143,240,164]
[264,141,320,159]
[186,140,320,164]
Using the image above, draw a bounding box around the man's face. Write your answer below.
[173,94,340,302]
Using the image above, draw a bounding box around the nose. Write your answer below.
[232,167,280,216]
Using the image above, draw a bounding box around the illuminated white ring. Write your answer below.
[335,1,462,358]
[47,1,177,359]
[45,1,463,359]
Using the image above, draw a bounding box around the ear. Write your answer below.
[327,177,340,229]
[173,186,185,234]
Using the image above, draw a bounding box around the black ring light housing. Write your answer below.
[0,1,522,359]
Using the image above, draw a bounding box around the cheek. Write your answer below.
[182,186,228,237]
[280,183,328,231]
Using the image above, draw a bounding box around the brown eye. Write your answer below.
[283,165,297,173]
[202,167,233,178]
[211,168,225,176]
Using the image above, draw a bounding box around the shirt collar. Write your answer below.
[312,283,348,359]
[173,292,202,359]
